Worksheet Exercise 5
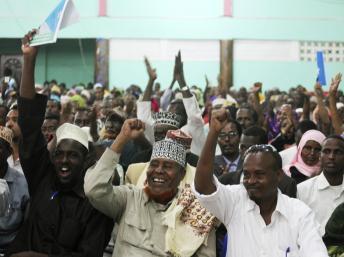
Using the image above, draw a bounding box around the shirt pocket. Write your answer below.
[277,245,299,257]
[121,212,149,247]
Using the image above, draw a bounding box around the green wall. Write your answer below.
[1,0,344,90]
[109,60,219,89]
[0,39,95,86]
[233,61,344,91]
[109,59,344,91]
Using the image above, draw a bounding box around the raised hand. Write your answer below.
[329,73,342,97]
[144,57,157,81]
[280,117,294,137]
[20,29,39,99]
[314,82,324,99]
[88,106,98,123]
[173,50,186,87]
[111,118,145,153]
[252,82,262,94]
[210,108,228,133]
[119,118,145,140]
[21,29,38,58]
[205,75,210,88]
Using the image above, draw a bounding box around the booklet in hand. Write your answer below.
[30,0,79,46]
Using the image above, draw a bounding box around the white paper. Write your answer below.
[60,0,79,30]
[30,0,79,46]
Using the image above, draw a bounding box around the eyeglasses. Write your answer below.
[218,131,238,139]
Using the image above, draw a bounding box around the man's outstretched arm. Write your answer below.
[84,119,145,219]
[20,30,38,100]
[194,108,228,195]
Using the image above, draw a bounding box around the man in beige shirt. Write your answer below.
[84,119,216,257]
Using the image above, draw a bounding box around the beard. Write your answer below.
[143,185,177,205]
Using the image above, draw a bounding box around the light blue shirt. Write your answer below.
[0,166,29,247]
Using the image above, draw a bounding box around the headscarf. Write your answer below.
[283,129,325,177]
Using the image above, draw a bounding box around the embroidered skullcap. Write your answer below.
[0,126,13,146]
[56,123,89,150]
[152,111,181,129]
[165,129,192,150]
[150,139,186,168]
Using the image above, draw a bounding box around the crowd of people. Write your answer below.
[0,30,343,257]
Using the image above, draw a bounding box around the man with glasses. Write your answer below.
[214,119,242,177]
[193,108,328,257]
[298,135,344,235]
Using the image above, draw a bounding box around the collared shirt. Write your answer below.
[0,166,29,248]
[214,155,241,177]
[222,155,240,173]
[297,172,344,235]
[7,156,23,174]
[192,177,328,257]
[6,95,113,257]
[85,148,215,257]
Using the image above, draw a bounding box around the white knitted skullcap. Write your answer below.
[56,123,89,150]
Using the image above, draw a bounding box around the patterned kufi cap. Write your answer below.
[152,112,182,129]
[150,139,186,168]
[0,126,13,146]
[165,129,192,150]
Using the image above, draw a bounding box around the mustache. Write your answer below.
[143,185,177,205]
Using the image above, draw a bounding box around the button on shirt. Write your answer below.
[192,177,328,257]
[297,172,344,235]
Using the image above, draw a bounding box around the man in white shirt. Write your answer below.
[193,108,328,257]
[298,135,344,235]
